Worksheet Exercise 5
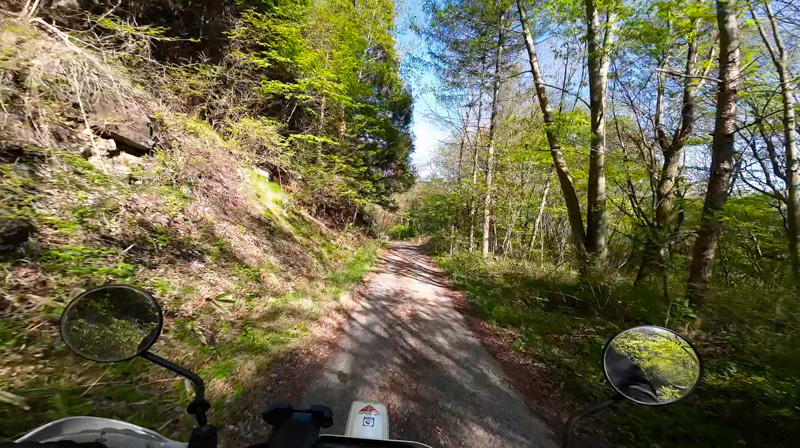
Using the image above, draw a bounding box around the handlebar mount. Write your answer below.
[251,403,333,448]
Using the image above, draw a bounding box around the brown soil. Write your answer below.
[224,262,379,445]
[296,243,558,448]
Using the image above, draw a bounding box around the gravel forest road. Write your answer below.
[300,243,557,448]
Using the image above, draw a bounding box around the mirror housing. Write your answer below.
[563,326,702,447]
[602,325,701,405]
[60,285,163,363]
[60,284,213,431]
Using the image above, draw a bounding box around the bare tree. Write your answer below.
[631,17,715,292]
[750,0,800,283]
[687,0,741,302]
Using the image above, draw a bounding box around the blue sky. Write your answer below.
[392,0,567,178]
[394,0,450,178]
[392,0,557,178]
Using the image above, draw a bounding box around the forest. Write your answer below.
[0,0,798,447]
[1,0,410,443]
[397,0,799,446]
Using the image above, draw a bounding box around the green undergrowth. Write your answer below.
[435,251,799,448]
[0,77,380,446]
[0,137,380,440]
[0,139,380,438]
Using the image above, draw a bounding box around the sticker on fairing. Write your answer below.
[358,405,379,415]
[363,416,375,427]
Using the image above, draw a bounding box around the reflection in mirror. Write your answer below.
[60,285,163,362]
[603,326,700,405]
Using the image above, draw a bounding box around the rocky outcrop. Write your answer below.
[0,216,33,254]
[1,143,47,165]
[90,99,157,156]
[84,136,143,175]
[0,143,25,164]
[95,122,156,156]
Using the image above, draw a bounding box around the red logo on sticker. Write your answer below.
[358,405,379,415]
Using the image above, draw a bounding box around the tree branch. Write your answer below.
[655,68,722,83]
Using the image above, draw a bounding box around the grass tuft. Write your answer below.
[435,252,800,448]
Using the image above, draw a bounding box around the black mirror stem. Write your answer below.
[562,395,622,448]
[140,351,211,426]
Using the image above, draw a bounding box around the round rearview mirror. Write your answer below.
[60,285,163,363]
[603,326,700,405]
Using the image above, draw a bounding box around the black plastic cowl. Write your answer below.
[261,403,334,448]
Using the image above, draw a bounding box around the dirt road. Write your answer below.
[300,243,557,447]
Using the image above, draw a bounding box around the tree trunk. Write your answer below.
[469,90,484,252]
[687,0,740,303]
[505,204,520,257]
[752,1,800,282]
[639,21,700,284]
[657,25,698,229]
[457,135,465,183]
[493,219,499,255]
[781,62,800,285]
[450,225,456,255]
[517,0,588,261]
[584,0,616,266]
[780,56,800,284]
[530,170,553,255]
[483,17,505,259]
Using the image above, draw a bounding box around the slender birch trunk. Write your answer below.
[751,1,800,282]
[469,87,484,252]
[584,0,617,267]
[482,13,506,259]
[530,171,553,256]
[517,0,588,262]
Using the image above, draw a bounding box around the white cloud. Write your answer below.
[411,111,448,179]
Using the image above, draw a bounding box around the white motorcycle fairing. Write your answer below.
[15,416,187,448]
[14,405,433,448]
[343,401,389,440]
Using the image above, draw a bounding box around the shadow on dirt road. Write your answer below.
[300,243,557,447]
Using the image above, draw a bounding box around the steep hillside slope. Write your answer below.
[0,17,380,442]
